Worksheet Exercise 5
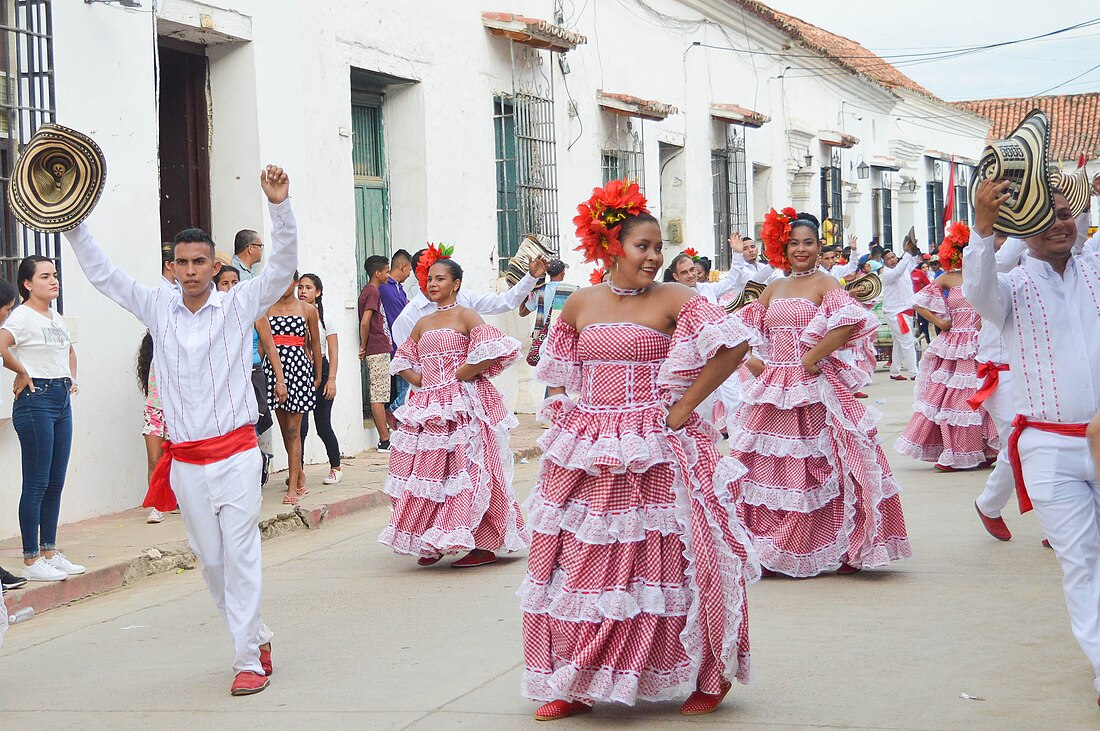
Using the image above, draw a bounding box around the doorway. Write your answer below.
[158,43,211,242]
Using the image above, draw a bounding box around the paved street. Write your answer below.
[1,378,1097,730]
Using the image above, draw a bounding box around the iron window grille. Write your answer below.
[953,164,970,224]
[493,43,559,272]
[926,159,945,247]
[872,172,893,246]
[820,151,843,243]
[0,0,58,307]
[601,115,644,194]
[711,125,748,271]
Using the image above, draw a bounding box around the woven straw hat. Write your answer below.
[724,280,766,314]
[7,123,106,233]
[506,233,556,289]
[972,109,1053,238]
[1049,166,1090,217]
[844,272,882,303]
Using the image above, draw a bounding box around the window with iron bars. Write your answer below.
[493,90,559,272]
[601,116,644,194]
[926,182,945,247]
[820,159,843,243]
[953,163,971,224]
[872,173,893,246]
[0,0,58,307]
[711,125,748,271]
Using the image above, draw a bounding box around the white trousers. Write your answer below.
[717,370,747,427]
[886,312,918,377]
[1019,429,1100,691]
[976,371,1016,518]
[172,447,273,674]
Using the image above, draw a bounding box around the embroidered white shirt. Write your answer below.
[390,274,538,348]
[880,252,919,316]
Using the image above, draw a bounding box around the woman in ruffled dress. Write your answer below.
[895,223,999,472]
[729,208,911,579]
[522,180,758,721]
[380,246,527,569]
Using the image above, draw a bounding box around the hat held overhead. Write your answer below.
[7,123,106,233]
[972,109,1053,238]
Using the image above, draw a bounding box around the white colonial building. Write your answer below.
[0,0,988,538]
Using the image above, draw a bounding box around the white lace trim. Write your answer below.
[466,333,520,368]
[893,437,996,468]
[535,354,582,392]
[659,301,752,392]
[741,477,841,513]
[379,524,475,556]
[389,355,419,375]
[519,571,692,621]
[384,470,475,503]
[911,400,988,427]
[924,337,979,361]
[524,496,682,544]
[522,662,700,705]
[538,423,676,476]
[927,369,982,390]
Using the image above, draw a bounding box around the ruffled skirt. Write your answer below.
[521,397,758,705]
[379,379,528,557]
[730,366,911,577]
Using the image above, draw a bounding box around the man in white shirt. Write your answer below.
[160,242,179,291]
[737,235,778,284]
[964,178,1100,705]
[231,229,264,281]
[880,241,921,380]
[63,166,295,697]
[391,254,547,349]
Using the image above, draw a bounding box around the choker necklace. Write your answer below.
[436,301,458,311]
[608,280,648,296]
[791,267,817,278]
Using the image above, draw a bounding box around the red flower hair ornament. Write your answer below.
[573,179,649,267]
[760,207,799,272]
[416,242,456,293]
[937,222,970,271]
[589,265,607,285]
[683,247,700,261]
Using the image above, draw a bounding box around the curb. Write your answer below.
[4,489,391,618]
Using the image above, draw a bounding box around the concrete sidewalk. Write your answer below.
[0,413,545,618]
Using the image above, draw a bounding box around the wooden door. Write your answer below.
[158,46,211,242]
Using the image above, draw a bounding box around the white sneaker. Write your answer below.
[147,508,164,524]
[323,468,343,485]
[45,552,86,576]
[22,557,68,582]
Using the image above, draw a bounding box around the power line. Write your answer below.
[1032,61,1100,96]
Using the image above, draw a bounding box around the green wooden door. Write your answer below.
[352,96,389,417]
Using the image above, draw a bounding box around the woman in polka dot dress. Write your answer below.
[380,251,528,569]
[729,208,911,579]
[522,181,758,721]
[895,225,999,471]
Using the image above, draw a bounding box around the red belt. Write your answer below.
[895,310,914,334]
[966,362,1010,410]
[1007,416,1087,514]
[273,335,305,347]
[143,424,259,512]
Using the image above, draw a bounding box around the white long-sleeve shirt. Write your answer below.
[391,273,538,348]
[694,266,751,304]
[962,229,1100,424]
[880,252,919,316]
[65,200,298,442]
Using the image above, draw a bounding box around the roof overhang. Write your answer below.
[869,156,901,171]
[925,149,978,166]
[481,11,586,52]
[597,90,678,121]
[819,130,859,148]
[711,103,770,128]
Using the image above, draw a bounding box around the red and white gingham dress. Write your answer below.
[730,289,911,577]
[521,295,759,705]
[895,284,999,468]
[379,324,528,558]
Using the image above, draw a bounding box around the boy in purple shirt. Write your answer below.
[379,249,412,414]
[358,255,393,450]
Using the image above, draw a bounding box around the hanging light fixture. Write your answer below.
[857,160,870,180]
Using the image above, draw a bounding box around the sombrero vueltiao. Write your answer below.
[506,233,555,289]
[724,280,766,314]
[1049,166,1090,217]
[972,109,1053,238]
[7,123,106,233]
[844,272,882,303]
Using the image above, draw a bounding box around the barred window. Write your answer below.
[820,152,843,244]
[953,163,971,225]
[601,115,644,194]
[872,172,893,246]
[0,1,58,306]
[711,125,748,271]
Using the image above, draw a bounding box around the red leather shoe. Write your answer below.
[837,562,860,575]
[975,503,1011,541]
[854,391,869,399]
[452,549,496,568]
[889,375,908,381]
[1042,539,1052,549]
[534,699,593,721]
[681,680,732,715]
[230,671,270,696]
[417,554,443,566]
[933,463,957,473]
[259,643,273,676]
[760,567,776,578]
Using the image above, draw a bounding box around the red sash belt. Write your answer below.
[1007,416,1087,514]
[143,425,259,512]
[896,310,913,334]
[966,362,1010,410]
[273,335,305,347]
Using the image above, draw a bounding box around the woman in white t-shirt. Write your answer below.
[0,255,85,583]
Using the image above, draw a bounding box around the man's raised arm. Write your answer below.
[236,166,298,322]
[463,256,546,315]
[961,179,1013,330]
[63,223,159,327]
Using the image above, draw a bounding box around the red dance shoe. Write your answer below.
[259,643,273,676]
[534,700,593,721]
[417,554,443,566]
[230,671,270,696]
[451,549,496,568]
[854,391,869,399]
[837,563,860,575]
[975,503,1011,542]
[889,375,908,381]
[681,680,732,715]
[933,463,957,473]
[1042,539,1052,549]
[760,567,776,578]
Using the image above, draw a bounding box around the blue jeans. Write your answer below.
[389,373,410,412]
[13,378,73,558]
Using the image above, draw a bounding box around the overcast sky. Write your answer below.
[761,0,1100,101]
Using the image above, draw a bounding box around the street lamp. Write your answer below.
[856,160,870,180]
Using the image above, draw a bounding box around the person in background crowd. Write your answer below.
[695,254,712,283]
[297,273,342,486]
[0,279,28,591]
[929,257,944,278]
[0,256,83,583]
[231,229,264,281]
[380,249,412,420]
[740,235,776,283]
[263,272,321,505]
[520,257,569,318]
[912,258,932,291]
[161,242,179,291]
[217,266,281,485]
[358,255,393,451]
[911,258,934,349]
[881,241,922,381]
[137,333,171,524]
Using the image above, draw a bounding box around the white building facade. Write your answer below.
[0,0,988,539]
